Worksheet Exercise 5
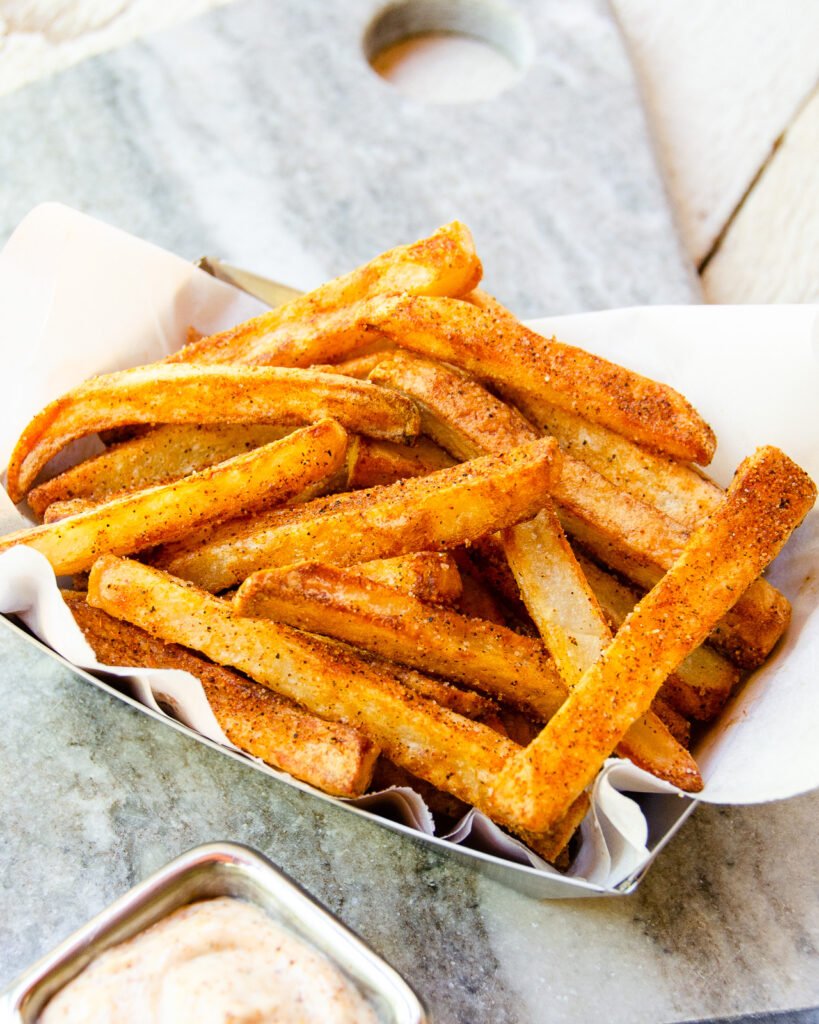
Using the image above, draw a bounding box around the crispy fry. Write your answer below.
[555,461,791,669]
[374,351,788,670]
[491,446,816,833]
[370,351,536,460]
[61,591,378,796]
[508,389,724,527]
[168,221,482,366]
[153,436,563,592]
[576,553,741,720]
[360,294,716,463]
[28,424,294,519]
[346,436,454,489]
[0,421,348,575]
[234,561,701,790]
[352,551,463,605]
[312,350,396,379]
[87,555,576,858]
[234,561,567,718]
[370,352,701,788]
[42,498,96,523]
[6,365,419,502]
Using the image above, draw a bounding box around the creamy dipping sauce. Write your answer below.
[39,897,379,1024]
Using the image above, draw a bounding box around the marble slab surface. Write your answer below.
[0,0,816,1020]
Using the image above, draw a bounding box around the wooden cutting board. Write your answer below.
[0,0,696,315]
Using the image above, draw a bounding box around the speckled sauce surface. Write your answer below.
[0,1,816,1020]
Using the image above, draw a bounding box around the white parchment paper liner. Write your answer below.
[1,204,816,892]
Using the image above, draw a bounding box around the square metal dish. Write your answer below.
[0,841,428,1023]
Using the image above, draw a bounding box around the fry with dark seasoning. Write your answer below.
[87,554,576,861]
[0,420,348,575]
[6,365,419,502]
[62,591,380,797]
[167,220,482,366]
[152,436,564,592]
[491,446,817,833]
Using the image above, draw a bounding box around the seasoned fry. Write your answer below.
[361,294,716,463]
[28,424,294,519]
[577,554,741,720]
[62,591,378,796]
[554,462,791,669]
[234,561,567,718]
[153,437,563,592]
[508,390,724,527]
[312,350,396,379]
[491,446,816,833]
[0,420,348,575]
[168,221,482,366]
[370,351,536,460]
[42,498,96,523]
[352,551,463,605]
[373,351,789,670]
[6,365,419,502]
[87,555,575,859]
[234,561,702,791]
[370,352,701,788]
[346,436,454,489]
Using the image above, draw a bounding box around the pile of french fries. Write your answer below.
[1,222,815,865]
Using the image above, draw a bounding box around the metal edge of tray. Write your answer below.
[0,841,427,1023]
[0,613,694,902]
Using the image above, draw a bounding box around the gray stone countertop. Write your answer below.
[0,1,816,1020]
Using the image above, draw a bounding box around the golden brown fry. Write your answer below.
[153,436,563,592]
[61,591,378,796]
[168,221,482,366]
[234,561,567,719]
[312,350,396,379]
[234,561,701,791]
[370,351,536,460]
[42,498,96,523]
[361,294,716,463]
[577,553,741,720]
[0,421,348,576]
[555,460,791,669]
[7,365,419,502]
[491,446,816,833]
[508,389,724,527]
[28,424,294,519]
[87,556,572,857]
[352,551,463,605]
[378,351,788,670]
[371,352,701,789]
[346,436,454,489]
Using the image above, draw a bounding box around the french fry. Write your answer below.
[345,436,454,489]
[153,436,563,592]
[61,591,379,796]
[371,352,701,789]
[312,350,396,379]
[491,446,816,833]
[576,553,741,720]
[351,551,463,605]
[360,294,716,463]
[234,561,567,719]
[6,365,419,502]
[87,555,578,860]
[234,561,702,791]
[168,221,482,366]
[372,351,789,670]
[42,499,96,523]
[0,420,348,575]
[28,424,294,519]
[554,463,791,669]
[508,389,724,527]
